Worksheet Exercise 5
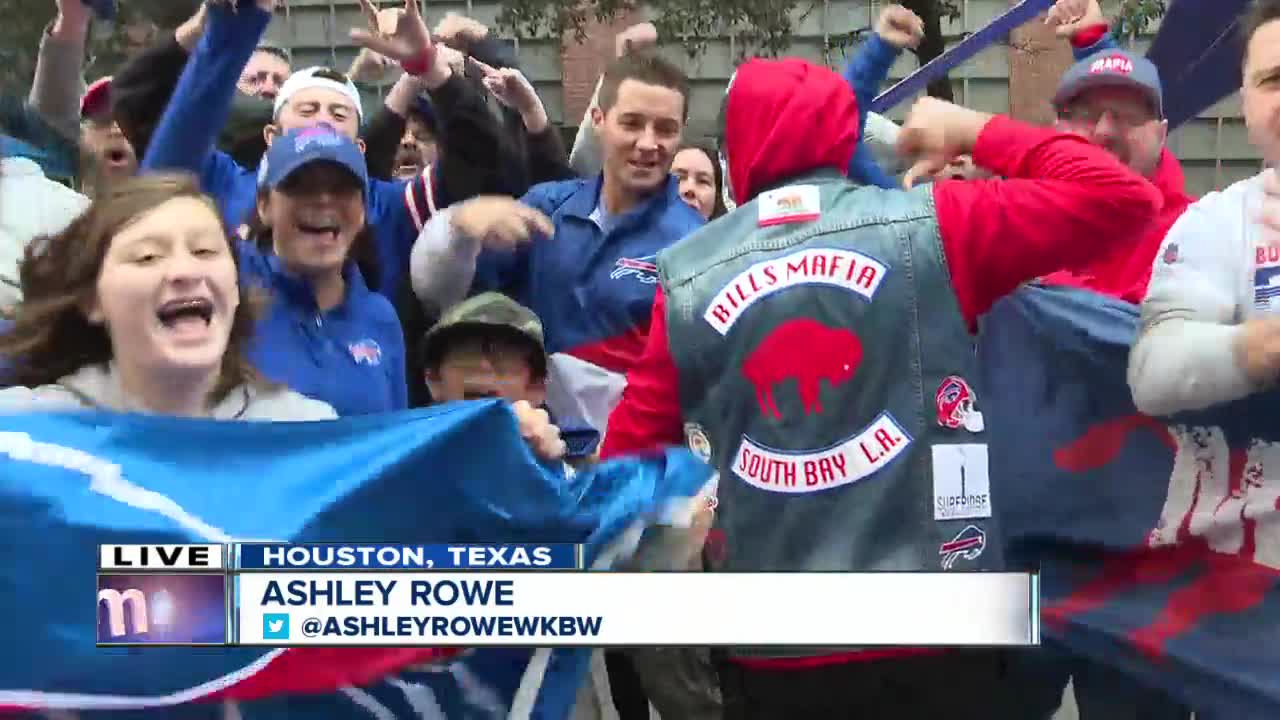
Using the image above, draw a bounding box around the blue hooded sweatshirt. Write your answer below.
[239,243,407,416]
[141,2,408,415]
[141,1,437,304]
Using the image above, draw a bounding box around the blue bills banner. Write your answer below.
[0,399,711,719]
[980,285,1280,720]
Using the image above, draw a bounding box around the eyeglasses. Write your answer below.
[1057,105,1155,129]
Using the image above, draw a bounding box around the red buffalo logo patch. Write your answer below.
[741,318,862,419]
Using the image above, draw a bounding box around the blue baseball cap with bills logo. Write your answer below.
[1053,48,1163,119]
[257,123,368,194]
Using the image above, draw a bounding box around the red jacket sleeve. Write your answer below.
[933,115,1163,329]
[600,287,685,459]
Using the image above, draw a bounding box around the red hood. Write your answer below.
[1151,146,1190,205]
[723,58,859,206]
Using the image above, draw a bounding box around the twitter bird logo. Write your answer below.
[262,613,290,640]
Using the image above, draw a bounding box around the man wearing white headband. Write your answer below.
[270,66,366,133]
[141,0,509,305]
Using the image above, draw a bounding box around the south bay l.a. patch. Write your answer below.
[731,413,913,493]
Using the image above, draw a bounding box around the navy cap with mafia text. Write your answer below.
[1053,49,1163,118]
[257,123,368,193]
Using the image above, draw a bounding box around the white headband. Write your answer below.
[273,67,365,123]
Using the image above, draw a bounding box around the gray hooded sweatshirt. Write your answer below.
[0,363,337,420]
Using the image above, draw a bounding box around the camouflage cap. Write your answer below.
[419,293,546,369]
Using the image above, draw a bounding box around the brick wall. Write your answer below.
[1006,2,1073,125]
[560,10,643,126]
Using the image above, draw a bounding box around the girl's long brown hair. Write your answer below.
[0,173,266,402]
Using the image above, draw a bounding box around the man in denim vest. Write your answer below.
[600,58,1162,717]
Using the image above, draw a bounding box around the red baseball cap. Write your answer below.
[80,76,113,120]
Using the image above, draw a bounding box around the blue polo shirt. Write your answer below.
[472,174,705,360]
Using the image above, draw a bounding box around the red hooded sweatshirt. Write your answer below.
[1040,145,1193,303]
[602,58,1161,668]
[1037,22,1193,303]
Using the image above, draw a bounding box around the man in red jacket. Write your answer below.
[1039,0,1194,303]
[600,55,1159,717]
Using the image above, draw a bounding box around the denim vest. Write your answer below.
[659,171,1002,656]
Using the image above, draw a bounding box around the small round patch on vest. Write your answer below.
[685,422,713,463]
[936,375,984,433]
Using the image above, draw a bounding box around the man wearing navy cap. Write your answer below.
[1039,0,1194,305]
[1052,48,1167,177]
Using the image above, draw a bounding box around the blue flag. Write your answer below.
[0,399,712,718]
[980,285,1280,720]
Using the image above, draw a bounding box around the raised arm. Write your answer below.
[842,5,921,189]
[896,98,1161,329]
[140,1,272,175]
[28,0,92,140]
[409,193,554,312]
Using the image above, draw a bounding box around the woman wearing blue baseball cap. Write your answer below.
[238,122,408,415]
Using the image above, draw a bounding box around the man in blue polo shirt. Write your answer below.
[410,51,704,435]
[409,51,708,719]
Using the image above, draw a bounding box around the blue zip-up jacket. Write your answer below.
[239,241,407,416]
[141,1,440,303]
[842,33,902,189]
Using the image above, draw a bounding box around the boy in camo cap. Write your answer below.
[420,292,599,460]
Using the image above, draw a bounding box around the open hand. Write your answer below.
[472,59,540,114]
[452,196,554,250]
[351,0,432,65]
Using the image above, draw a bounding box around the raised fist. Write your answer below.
[875,5,924,50]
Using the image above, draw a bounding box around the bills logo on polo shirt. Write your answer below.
[611,255,659,283]
[1254,246,1280,311]
[349,339,382,366]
